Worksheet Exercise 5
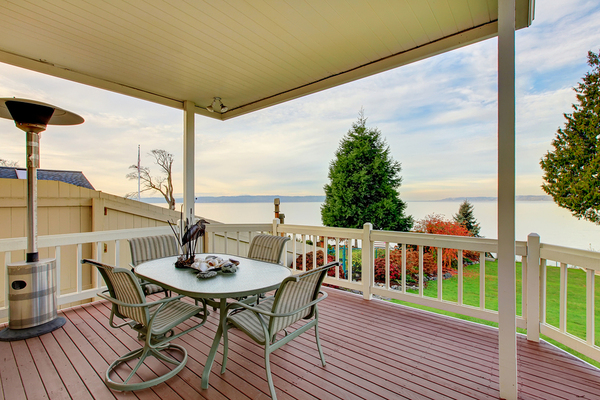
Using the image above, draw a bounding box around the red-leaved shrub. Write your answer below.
[295,250,344,278]
[373,248,436,285]
[413,213,479,268]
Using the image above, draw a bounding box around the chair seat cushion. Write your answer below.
[228,297,275,343]
[144,283,165,295]
[150,300,204,335]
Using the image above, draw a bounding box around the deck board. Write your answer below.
[2,287,600,400]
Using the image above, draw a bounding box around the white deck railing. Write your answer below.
[0,221,598,364]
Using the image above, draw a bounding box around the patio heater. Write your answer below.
[0,98,83,341]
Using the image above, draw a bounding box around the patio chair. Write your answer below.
[220,261,338,400]
[129,235,179,295]
[244,234,290,302]
[247,234,290,265]
[82,259,208,391]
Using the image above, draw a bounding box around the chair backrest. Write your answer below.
[247,234,290,264]
[83,259,148,325]
[129,235,179,267]
[269,261,338,334]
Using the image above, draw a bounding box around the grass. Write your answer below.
[386,260,600,369]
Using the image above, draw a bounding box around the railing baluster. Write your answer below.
[292,234,297,271]
[95,241,103,290]
[323,236,328,267]
[224,232,228,254]
[385,242,390,290]
[458,249,463,305]
[540,258,547,324]
[586,268,595,345]
[437,247,443,301]
[402,243,406,294]
[479,252,485,309]
[4,251,11,308]
[55,246,61,297]
[348,239,353,282]
[419,245,423,297]
[77,243,83,294]
[313,235,317,270]
[115,240,120,267]
[284,233,289,266]
[559,262,568,333]
[334,238,339,278]
[236,232,240,256]
[302,234,306,272]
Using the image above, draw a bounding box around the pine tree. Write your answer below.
[453,200,481,237]
[540,50,600,224]
[321,110,413,231]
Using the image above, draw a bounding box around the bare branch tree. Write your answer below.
[126,149,176,210]
[0,159,19,167]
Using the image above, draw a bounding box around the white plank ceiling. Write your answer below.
[0,0,534,120]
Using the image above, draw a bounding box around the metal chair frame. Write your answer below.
[247,233,291,265]
[220,261,338,399]
[83,258,208,391]
[128,235,179,296]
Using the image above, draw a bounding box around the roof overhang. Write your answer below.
[0,0,534,121]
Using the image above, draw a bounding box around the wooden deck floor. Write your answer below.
[2,288,600,400]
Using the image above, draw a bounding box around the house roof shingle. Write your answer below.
[0,167,94,190]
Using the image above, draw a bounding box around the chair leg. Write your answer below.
[105,343,188,391]
[264,348,277,400]
[314,316,326,367]
[220,324,230,374]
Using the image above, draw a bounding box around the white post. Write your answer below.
[526,233,540,342]
[362,223,373,300]
[183,101,195,223]
[498,0,518,399]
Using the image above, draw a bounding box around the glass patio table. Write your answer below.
[135,253,292,389]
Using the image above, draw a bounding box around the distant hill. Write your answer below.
[141,195,326,203]
[432,196,552,202]
[140,194,552,204]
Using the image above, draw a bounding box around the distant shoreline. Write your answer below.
[139,195,552,204]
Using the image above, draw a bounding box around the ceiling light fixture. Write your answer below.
[206,97,228,113]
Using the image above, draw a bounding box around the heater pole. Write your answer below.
[26,130,40,262]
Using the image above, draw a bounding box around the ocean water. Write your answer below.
[164,201,600,251]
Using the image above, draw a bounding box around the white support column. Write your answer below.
[183,101,196,223]
[497,0,517,399]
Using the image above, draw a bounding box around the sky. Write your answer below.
[1,0,599,202]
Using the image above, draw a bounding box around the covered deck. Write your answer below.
[2,287,598,400]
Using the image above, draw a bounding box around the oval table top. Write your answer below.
[135,253,292,299]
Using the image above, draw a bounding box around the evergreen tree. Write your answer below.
[540,50,600,224]
[453,200,481,237]
[321,110,413,231]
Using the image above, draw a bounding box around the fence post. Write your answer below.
[526,233,540,342]
[272,219,280,236]
[362,223,373,300]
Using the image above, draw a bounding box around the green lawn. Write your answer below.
[388,260,600,368]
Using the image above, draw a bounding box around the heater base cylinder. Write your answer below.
[7,258,59,330]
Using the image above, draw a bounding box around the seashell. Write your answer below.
[201,262,211,272]
[221,262,238,274]
[205,255,218,260]
[229,258,240,266]
[197,270,218,279]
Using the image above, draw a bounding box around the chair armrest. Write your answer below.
[225,291,328,318]
[97,289,184,309]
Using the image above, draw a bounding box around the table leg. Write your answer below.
[201,298,227,389]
